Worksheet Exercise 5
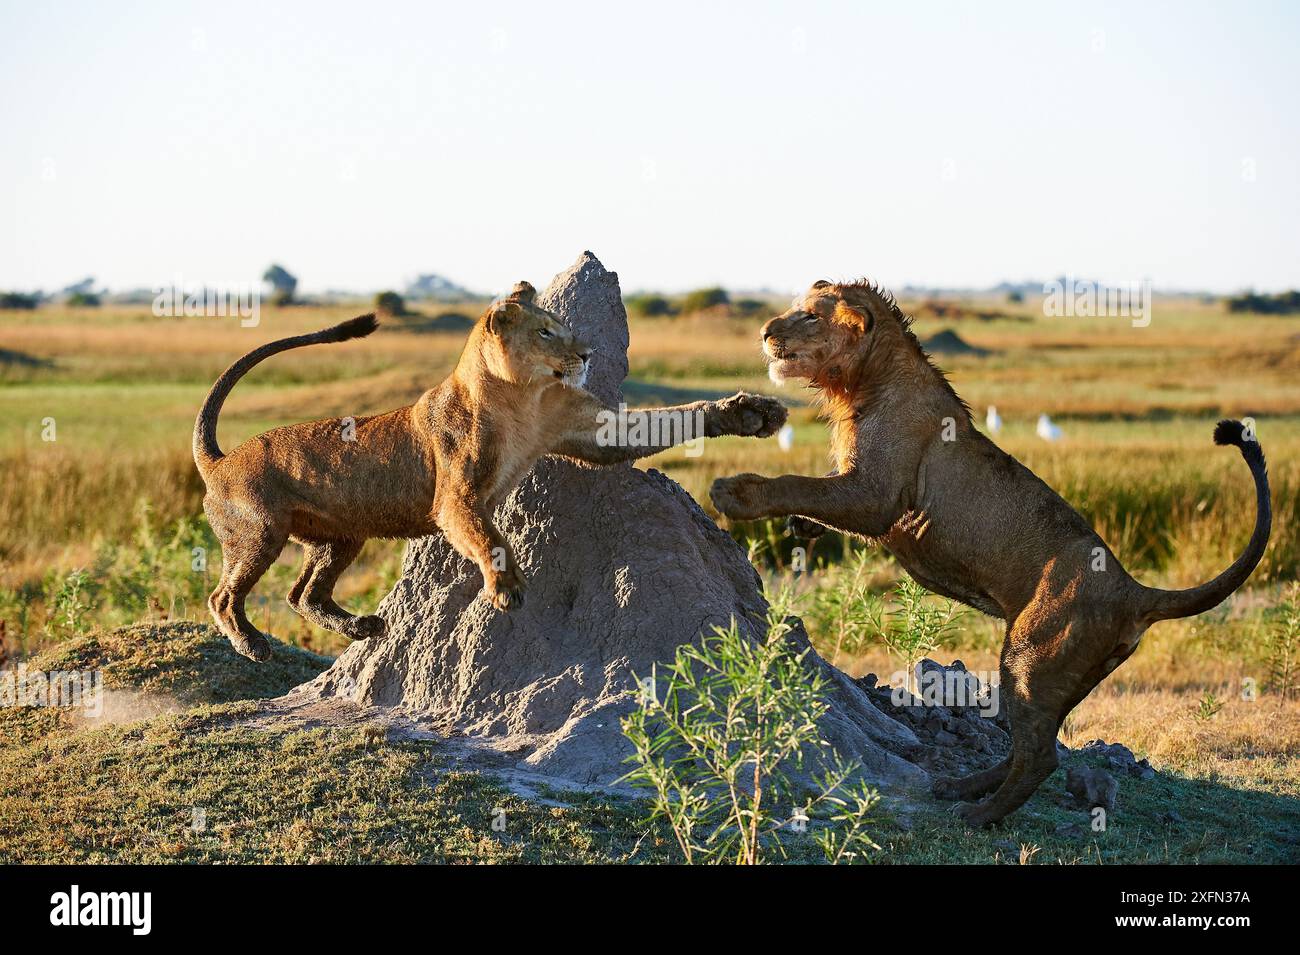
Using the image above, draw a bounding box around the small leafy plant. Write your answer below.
[1192,690,1224,722]
[620,589,880,865]
[1264,583,1300,701]
[877,577,964,694]
[47,568,98,637]
[806,548,883,666]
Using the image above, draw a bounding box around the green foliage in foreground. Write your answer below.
[622,593,880,864]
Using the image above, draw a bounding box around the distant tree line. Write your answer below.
[1227,290,1300,315]
[624,287,771,319]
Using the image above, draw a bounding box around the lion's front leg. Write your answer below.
[708,473,788,522]
[709,472,897,537]
[786,515,831,539]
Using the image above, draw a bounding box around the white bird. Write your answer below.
[1036,413,1063,442]
[985,405,1002,434]
[777,423,795,452]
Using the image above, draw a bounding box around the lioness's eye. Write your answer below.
[538,328,553,339]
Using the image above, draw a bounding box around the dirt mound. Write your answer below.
[921,328,989,356]
[0,348,54,369]
[393,312,475,333]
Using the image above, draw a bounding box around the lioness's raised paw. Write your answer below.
[716,392,787,438]
[709,473,768,521]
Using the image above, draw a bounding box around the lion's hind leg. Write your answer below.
[932,758,1010,802]
[952,611,1137,826]
[954,693,1060,828]
[288,539,384,640]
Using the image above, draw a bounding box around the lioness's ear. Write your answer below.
[486,301,523,335]
[508,281,536,303]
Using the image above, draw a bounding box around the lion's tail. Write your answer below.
[1141,419,1271,623]
[193,314,378,481]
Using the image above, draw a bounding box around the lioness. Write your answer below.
[710,279,1271,826]
[195,281,786,662]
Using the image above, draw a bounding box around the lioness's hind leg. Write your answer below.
[208,527,286,663]
[290,540,382,639]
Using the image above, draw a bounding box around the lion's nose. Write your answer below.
[579,350,593,363]
[762,327,776,341]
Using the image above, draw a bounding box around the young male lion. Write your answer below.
[195,281,785,662]
[710,279,1271,826]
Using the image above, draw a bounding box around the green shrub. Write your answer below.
[621,589,880,865]
[875,577,964,691]
[679,286,729,314]
[1264,583,1300,700]
[625,293,675,318]
[1226,290,1300,314]
[805,548,882,666]
[374,290,406,316]
[0,292,39,310]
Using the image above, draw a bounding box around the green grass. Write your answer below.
[1,621,1295,864]
[0,708,669,864]
[881,765,1300,864]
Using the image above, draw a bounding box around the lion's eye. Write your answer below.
[801,314,819,324]
[538,328,553,339]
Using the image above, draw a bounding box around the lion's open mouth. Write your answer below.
[767,356,802,385]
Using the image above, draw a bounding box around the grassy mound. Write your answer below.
[1,625,661,863]
[0,705,658,863]
[31,621,333,706]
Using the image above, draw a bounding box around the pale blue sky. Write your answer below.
[2,0,1297,295]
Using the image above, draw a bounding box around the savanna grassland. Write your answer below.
[1,294,1298,863]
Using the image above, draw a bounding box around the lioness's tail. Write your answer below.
[1142,419,1271,623]
[193,314,378,480]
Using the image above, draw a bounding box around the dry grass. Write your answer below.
[2,295,1297,654]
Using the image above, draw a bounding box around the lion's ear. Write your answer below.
[508,281,536,303]
[486,301,523,335]
[838,302,874,333]
[810,279,832,291]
